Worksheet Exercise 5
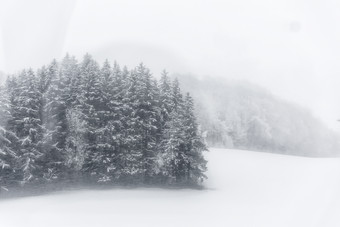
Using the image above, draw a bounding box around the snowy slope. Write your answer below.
[1,148,340,227]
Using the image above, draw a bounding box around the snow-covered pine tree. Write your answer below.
[120,66,145,183]
[133,64,160,183]
[97,61,133,183]
[60,54,80,107]
[78,54,103,181]
[65,108,87,181]
[41,60,69,182]
[94,59,117,183]
[182,93,207,184]
[119,64,159,183]
[158,78,186,184]
[109,64,134,183]
[171,78,183,112]
[158,70,173,133]
[0,56,208,190]
[148,78,162,182]
[58,54,86,179]
[154,71,172,182]
[159,79,207,185]
[15,69,44,185]
[0,84,19,189]
[4,76,24,186]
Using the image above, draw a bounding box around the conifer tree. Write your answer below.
[159,78,186,183]
[159,79,207,185]
[120,65,145,182]
[94,60,117,182]
[183,93,207,184]
[16,69,44,184]
[0,84,18,188]
[132,64,160,182]
[58,54,85,177]
[111,64,133,182]
[78,54,103,180]
[159,107,185,184]
[4,76,23,185]
[61,54,80,107]
[41,60,69,182]
[158,70,173,134]
[0,55,208,190]
[171,78,183,112]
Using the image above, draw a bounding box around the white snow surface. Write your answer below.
[2,148,340,227]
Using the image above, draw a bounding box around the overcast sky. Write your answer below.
[0,0,340,130]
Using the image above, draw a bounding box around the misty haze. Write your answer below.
[1,1,340,227]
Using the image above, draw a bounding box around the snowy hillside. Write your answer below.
[1,148,340,227]
[177,74,340,156]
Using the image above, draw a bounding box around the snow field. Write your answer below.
[1,148,340,227]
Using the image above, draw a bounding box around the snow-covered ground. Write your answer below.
[2,148,340,227]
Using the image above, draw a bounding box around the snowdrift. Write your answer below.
[1,148,340,227]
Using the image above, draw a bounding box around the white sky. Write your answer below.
[0,0,340,130]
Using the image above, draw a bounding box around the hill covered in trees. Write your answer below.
[177,74,340,157]
[0,54,207,192]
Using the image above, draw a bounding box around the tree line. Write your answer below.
[176,74,340,157]
[0,54,207,191]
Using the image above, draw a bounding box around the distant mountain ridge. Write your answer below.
[176,74,340,157]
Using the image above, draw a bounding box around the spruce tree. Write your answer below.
[41,60,69,182]
[159,78,186,184]
[121,65,145,182]
[0,55,208,190]
[61,54,80,107]
[78,54,102,181]
[16,69,44,184]
[95,60,117,182]
[0,84,18,189]
[59,54,85,178]
[111,64,133,182]
[159,79,207,185]
[158,70,173,135]
[133,64,160,183]
[183,93,207,184]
